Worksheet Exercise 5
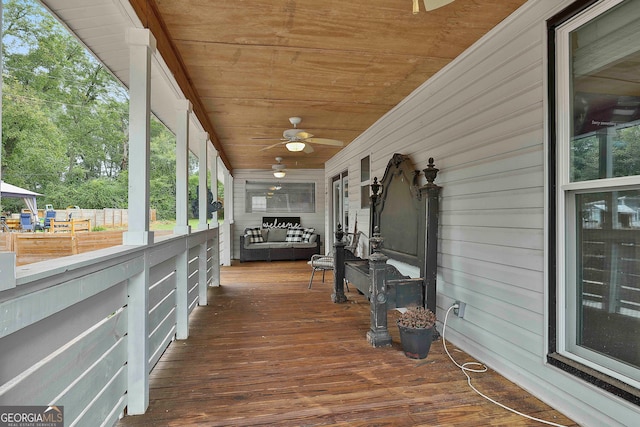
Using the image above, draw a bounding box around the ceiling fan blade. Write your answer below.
[303,144,314,154]
[251,137,286,141]
[295,131,313,139]
[259,141,285,151]
[423,0,454,11]
[305,137,344,147]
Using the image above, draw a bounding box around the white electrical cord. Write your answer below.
[442,305,570,427]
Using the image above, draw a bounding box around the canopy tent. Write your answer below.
[0,180,43,216]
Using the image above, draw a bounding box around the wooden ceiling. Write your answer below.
[130,0,527,173]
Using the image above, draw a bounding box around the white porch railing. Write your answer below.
[0,227,219,426]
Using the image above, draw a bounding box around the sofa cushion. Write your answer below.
[246,227,264,243]
[302,228,315,242]
[286,227,304,242]
[291,242,318,248]
[267,227,288,242]
[263,242,294,249]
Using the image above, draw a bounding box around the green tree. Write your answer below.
[2,0,182,220]
[1,79,66,188]
[613,126,640,177]
[149,119,177,220]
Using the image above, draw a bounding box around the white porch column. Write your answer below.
[174,99,192,236]
[0,4,15,291]
[0,253,16,291]
[0,1,3,216]
[210,150,219,227]
[208,152,220,287]
[174,101,192,338]
[176,240,190,338]
[124,28,155,246]
[197,144,213,305]
[197,132,209,231]
[221,169,233,266]
[225,170,234,223]
[126,256,150,415]
[123,28,155,416]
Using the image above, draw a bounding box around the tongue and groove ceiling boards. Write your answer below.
[42,0,528,172]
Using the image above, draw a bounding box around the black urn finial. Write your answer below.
[423,158,439,185]
[370,177,382,206]
[371,177,380,197]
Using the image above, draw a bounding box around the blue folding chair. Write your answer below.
[20,213,34,232]
[43,210,56,231]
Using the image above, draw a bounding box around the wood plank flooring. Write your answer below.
[117,261,578,426]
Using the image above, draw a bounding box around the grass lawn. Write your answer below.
[150,219,201,230]
[96,218,219,232]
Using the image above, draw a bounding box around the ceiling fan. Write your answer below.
[413,0,454,14]
[272,157,287,178]
[256,117,344,153]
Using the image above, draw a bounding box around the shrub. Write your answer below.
[397,306,436,329]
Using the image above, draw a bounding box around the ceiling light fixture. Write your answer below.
[285,141,306,152]
[272,156,287,178]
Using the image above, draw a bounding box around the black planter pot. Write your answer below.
[398,325,434,359]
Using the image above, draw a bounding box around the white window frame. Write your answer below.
[332,171,349,233]
[555,0,640,390]
[245,181,315,214]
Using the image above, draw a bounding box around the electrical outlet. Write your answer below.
[454,301,466,319]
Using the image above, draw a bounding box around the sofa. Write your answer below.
[240,226,320,262]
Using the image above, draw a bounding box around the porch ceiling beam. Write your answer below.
[128,0,233,174]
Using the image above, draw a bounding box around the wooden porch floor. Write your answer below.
[117,261,577,427]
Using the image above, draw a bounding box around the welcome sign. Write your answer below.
[262,217,301,229]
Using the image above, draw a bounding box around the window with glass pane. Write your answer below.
[572,190,640,376]
[332,172,349,233]
[361,185,370,209]
[558,0,640,387]
[245,181,315,213]
[361,156,370,182]
[569,2,640,182]
[361,155,370,209]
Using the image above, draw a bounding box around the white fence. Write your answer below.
[0,227,219,426]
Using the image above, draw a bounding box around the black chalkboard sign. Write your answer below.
[262,217,301,228]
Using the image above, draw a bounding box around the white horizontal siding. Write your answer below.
[325,0,640,425]
[443,187,543,212]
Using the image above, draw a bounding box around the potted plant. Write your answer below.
[396,306,437,359]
